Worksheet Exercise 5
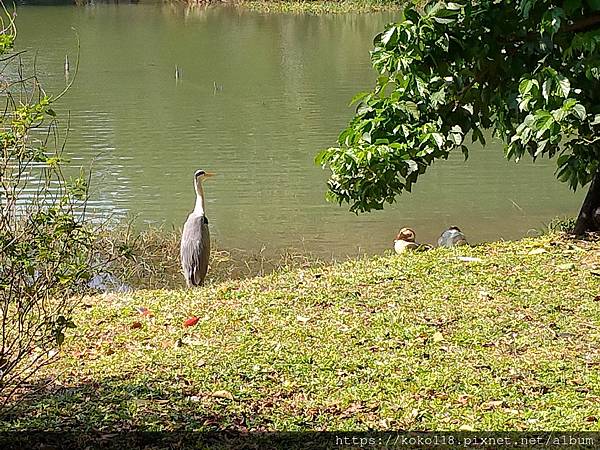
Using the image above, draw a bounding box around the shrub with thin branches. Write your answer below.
[0,11,96,409]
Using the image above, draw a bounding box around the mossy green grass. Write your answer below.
[4,234,599,432]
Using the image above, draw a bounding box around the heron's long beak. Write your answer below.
[204,172,216,178]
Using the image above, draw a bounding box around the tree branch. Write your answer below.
[563,13,600,34]
[502,13,600,44]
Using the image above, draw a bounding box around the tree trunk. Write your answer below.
[573,170,600,236]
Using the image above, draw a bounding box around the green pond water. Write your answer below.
[13,2,582,257]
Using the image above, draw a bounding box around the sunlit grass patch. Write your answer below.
[3,233,600,432]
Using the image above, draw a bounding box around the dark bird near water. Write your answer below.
[438,226,468,247]
[180,169,215,287]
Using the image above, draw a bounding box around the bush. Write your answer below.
[0,13,96,409]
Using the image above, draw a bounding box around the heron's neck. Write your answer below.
[193,179,206,216]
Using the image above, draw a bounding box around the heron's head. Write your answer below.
[194,169,216,181]
[448,226,462,232]
[395,227,416,242]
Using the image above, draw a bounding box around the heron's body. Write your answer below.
[180,170,214,287]
[438,226,468,247]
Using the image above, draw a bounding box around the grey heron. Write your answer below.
[438,226,468,247]
[180,169,215,287]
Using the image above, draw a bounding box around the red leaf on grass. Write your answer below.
[184,316,199,327]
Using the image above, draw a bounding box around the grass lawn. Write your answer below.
[3,234,600,433]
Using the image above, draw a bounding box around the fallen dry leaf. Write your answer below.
[296,315,310,323]
[432,331,444,343]
[183,316,199,327]
[557,263,575,271]
[482,400,504,410]
[130,321,142,329]
[211,390,234,401]
[340,402,366,418]
[457,395,470,405]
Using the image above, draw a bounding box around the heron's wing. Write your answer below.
[196,219,210,284]
[180,215,210,286]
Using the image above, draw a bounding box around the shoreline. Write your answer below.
[230,0,403,13]
[174,0,403,14]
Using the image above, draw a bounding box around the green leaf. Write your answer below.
[449,125,463,145]
[542,79,552,100]
[432,133,445,148]
[315,149,331,166]
[349,91,370,106]
[551,108,568,122]
[433,17,457,24]
[563,98,577,109]
[381,26,398,46]
[402,101,420,119]
[556,75,570,98]
[519,79,533,95]
[406,159,418,174]
[556,154,570,166]
[572,103,587,120]
[430,89,446,106]
[462,104,474,115]
[534,110,554,131]
[520,0,536,18]
[357,104,372,115]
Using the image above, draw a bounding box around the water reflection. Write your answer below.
[11,4,582,257]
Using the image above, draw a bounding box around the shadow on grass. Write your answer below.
[0,377,335,449]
